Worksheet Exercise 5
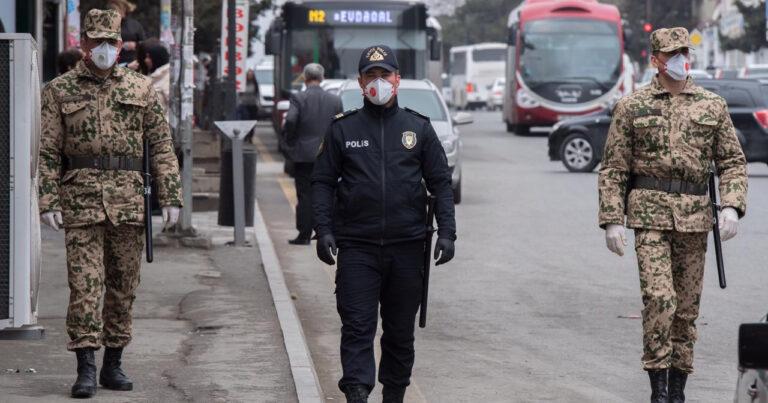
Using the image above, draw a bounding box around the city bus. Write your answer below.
[265,0,442,131]
[449,42,507,110]
[503,0,627,134]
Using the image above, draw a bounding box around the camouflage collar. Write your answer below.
[75,60,125,81]
[649,75,697,96]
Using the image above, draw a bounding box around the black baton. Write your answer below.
[144,139,153,263]
[419,195,437,328]
[709,166,725,288]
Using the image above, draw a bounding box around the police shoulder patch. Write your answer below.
[404,107,429,120]
[334,108,358,120]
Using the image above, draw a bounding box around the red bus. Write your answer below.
[503,0,628,134]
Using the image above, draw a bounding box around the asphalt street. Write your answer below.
[254,110,768,402]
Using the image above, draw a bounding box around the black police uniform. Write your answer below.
[311,45,456,397]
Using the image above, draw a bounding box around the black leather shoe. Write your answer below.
[288,236,311,245]
[343,384,369,403]
[382,386,406,403]
[669,368,688,403]
[99,347,133,391]
[648,369,669,403]
[71,348,97,398]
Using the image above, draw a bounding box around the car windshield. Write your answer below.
[519,18,621,88]
[255,69,274,85]
[746,67,768,77]
[340,87,447,121]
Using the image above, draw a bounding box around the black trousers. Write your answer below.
[293,162,314,238]
[335,240,424,392]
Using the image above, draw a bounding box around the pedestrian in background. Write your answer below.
[57,48,84,75]
[283,63,342,244]
[38,9,182,398]
[107,0,146,68]
[145,44,171,117]
[312,45,456,403]
[135,37,164,76]
[236,69,260,121]
[598,27,747,403]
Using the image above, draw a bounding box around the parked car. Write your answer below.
[337,79,473,203]
[486,77,505,110]
[714,68,740,80]
[255,62,275,118]
[740,64,768,79]
[548,79,768,172]
[734,313,768,403]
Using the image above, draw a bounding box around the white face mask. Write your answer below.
[90,41,119,70]
[662,53,689,81]
[364,77,395,105]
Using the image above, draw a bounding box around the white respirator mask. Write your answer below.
[364,78,395,105]
[89,41,120,70]
[662,53,689,81]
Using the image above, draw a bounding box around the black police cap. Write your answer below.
[358,45,399,73]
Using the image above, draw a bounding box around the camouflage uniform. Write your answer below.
[598,28,747,373]
[39,10,182,351]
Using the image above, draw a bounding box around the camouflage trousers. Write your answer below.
[65,223,144,351]
[634,229,708,373]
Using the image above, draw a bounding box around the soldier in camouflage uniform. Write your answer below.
[598,28,747,403]
[38,9,182,398]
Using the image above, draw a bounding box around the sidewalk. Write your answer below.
[0,212,300,402]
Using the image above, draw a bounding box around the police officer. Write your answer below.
[598,28,747,402]
[39,9,182,398]
[312,45,456,403]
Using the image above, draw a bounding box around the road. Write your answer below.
[253,110,768,402]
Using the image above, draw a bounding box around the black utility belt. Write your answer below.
[65,156,143,172]
[632,175,707,196]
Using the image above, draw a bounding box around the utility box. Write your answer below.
[0,34,44,339]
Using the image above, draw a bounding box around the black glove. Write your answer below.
[433,238,455,266]
[316,234,338,265]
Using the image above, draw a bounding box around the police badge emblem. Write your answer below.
[402,131,417,150]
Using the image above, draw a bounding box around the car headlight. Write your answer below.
[516,88,540,109]
[441,136,458,154]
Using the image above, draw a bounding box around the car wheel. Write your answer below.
[452,178,462,204]
[560,133,598,172]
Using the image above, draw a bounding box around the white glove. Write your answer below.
[41,211,63,231]
[605,224,627,257]
[719,207,739,242]
[162,206,180,229]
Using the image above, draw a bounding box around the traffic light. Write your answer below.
[644,23,652,33]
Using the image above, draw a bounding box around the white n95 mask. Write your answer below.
[365,78,395,105]
[90,42,119,70]
[662,53,689,81]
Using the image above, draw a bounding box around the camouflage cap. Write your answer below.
[83,9,122,41]
[650,27,693,53]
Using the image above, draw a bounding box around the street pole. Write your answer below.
[178,0,195,232]
[226,0,237,121]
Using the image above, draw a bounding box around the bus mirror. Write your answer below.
[507,25,518,45]
[430,38,441,61]
[265,30,280,55]
[623,28,633,49]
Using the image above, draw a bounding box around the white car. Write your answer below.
[740,64,768,79]
[486,77,505,110]
[337,79,472,204]
[254,62,274,118]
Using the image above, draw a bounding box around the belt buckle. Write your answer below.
[668,179,683,194]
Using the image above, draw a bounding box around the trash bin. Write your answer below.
[217,141,257,227]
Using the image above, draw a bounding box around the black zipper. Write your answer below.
[380,113,386,246]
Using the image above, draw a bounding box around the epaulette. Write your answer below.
[405,107,429,120]
[334,108,358,120]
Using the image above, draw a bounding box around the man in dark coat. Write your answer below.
[284,63,343,244]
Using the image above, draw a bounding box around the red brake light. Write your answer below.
[754,110,768,128]
[466,83,473,93]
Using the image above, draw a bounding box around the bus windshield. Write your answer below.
[285,27,426,90]
[519,18,620,89]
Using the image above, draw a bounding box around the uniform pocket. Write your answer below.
[632,116,665,154]
[61,101,92,135]
[685,114,717,150]
[114,97,148,131]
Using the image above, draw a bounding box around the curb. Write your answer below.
[252,197,323,403]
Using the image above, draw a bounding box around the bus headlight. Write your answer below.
[516,88,540,109]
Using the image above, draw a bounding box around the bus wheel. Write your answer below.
[560,133,598,172]
[515,124,530,136]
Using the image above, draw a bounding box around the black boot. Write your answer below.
[648,369,669,403]
[71,348,97,398]
[668,368,688,403]
[382,386,406,403]
[99,347,133,391]
[343,384,369,403]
